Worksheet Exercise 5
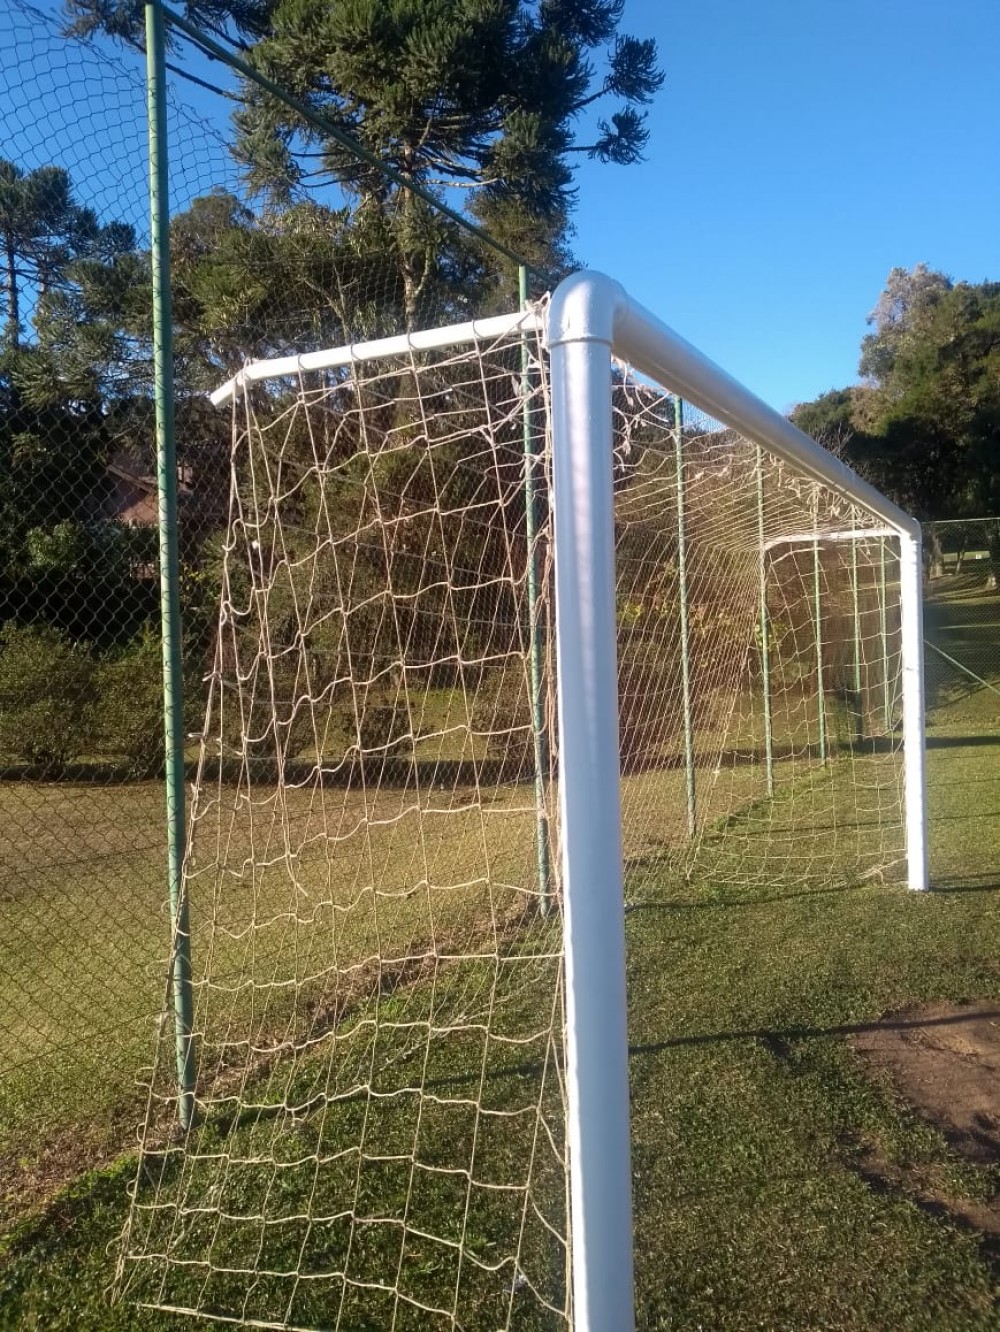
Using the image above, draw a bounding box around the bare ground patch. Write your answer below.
[850,1000,1000,1250]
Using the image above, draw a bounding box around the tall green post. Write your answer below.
[850,523,863,741]
[812,499,827,765]
[519,267,551,916]
[674,397,697,837]
[146,0,195,1129]
[755,446,774,796]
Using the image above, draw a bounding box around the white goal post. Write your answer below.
[123,271,927,1332]
[546,270,927,1331]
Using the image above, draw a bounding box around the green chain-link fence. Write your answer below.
[0,0,240,1221]
[0,0,545,1227]
[922,518,1000,891]
[924,518,1000,708]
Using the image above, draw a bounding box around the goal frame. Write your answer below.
[204,273,927,1332]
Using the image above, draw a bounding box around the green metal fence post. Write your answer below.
[146,0,195,1129]
[851,521,863,741]
[813,495,827,764]
[519,267,552,916]
[675,397,697,836]
[755,446,774,797]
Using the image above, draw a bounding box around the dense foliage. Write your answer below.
[0,2,664,769]
[792,264,1000,526]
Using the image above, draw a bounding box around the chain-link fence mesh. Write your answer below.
[0,0,552,1231]
[1,0,227,1223]
[923,518,1000,710]
[922,518,1000,890]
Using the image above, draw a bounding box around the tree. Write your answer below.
[793,266,1000,526]
[0,159,134,352]
[791,387,863,455]
[65,0,664,328]
[64,0,273,48]
[858,262,953,389]
[0,160,161,641]
[234,0,662,322]
[167,189,404,382]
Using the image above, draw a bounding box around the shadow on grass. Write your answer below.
[926,733,1000,749]
[627,1006,1000,1059]
[928,877,1000,895]
[624,877,892,912]
[401,1008,1000,1100]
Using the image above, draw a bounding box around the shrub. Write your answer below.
[89,630,167,776]
[0,622,95,768]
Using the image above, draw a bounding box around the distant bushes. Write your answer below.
[0,621,182,775]
[0,623,95,767]
[90,630,169,775]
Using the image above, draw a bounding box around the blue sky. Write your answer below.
[5,0,999,414]
[570,0,1000,411]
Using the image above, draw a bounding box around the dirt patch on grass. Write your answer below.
[850,1000,1000,1247]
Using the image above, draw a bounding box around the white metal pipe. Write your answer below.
[547,272,921,542]
[548,333,635,1332]
[899,531,930,890]
[763,527,896,551]
[210,308,544,405]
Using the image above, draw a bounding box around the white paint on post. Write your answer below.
[547,281,635,1332]
[899,531,930,890]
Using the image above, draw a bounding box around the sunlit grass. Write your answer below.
[2,595,999,1327]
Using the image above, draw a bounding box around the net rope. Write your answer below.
[611,382,905,901]
[119,318,906,1328]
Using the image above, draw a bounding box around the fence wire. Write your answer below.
[921,518,1000,891]
[0,0,241,1223]
[0,0,544,1229]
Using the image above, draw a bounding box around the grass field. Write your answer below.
[1,578,999,1329]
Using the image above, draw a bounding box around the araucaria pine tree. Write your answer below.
[231,0,664,320]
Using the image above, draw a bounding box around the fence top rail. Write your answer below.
[924,516,1000,526]
[210,309,543,406]
[547,270,921,542]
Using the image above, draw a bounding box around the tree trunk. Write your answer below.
[4,232,19,348]
[399,141,423,331]
[925,526,945,580]
[401,186,419,331]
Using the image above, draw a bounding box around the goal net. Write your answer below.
[612,388,906,901]
[118,288,915,1329]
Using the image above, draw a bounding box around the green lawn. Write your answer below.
[2,583,999,1329]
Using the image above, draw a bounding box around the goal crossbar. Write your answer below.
[210,308,544,405]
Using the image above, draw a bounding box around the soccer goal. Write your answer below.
[118,272,926,1331]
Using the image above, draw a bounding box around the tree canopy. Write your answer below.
[792,265,1000,522]
[64,0,664,324]
[1,2,667,766]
